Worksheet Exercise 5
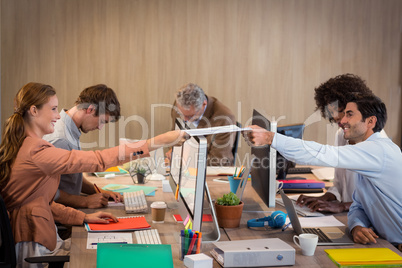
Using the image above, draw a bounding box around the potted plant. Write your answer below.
[214,192,244,228]
[129,162,150,184]
[135,167,147,183]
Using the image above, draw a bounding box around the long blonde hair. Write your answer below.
[0,82,56,187]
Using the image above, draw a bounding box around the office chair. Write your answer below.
[0,194,69,268]
[232,122,242,165]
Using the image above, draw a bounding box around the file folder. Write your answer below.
[97,243,173,268]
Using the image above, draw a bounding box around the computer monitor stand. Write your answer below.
[201,182,221,243]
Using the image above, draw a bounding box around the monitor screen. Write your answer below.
[178,135,206,218]
[277,123,305,139]
[169,118,208,230]
[276,123,305,179]
[170,141,182,186]
[250,109,277,208]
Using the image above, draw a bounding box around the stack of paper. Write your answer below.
[325,248,402,267]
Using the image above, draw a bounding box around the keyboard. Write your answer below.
[302,228,331,243]
[287,167,312,174]
[276,198,324,217]
[123,190,148,213]
[135,229,162,244]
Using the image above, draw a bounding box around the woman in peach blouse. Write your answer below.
[0,82,185,267]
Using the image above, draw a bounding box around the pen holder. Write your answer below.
[228,176,241,193]
[180,232,202,260]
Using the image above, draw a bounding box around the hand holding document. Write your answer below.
[184,125,251,136]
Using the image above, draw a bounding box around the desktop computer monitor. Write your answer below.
[276,123,305,180]
[169,119,220,242]
[250,109,277,208]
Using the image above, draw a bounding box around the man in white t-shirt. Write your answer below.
[44,84,123,208]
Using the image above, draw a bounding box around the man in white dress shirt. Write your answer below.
[245,93,402,246]
[296,74,386,213]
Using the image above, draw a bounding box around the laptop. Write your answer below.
[279,189,354,246]
[276,197,324,217]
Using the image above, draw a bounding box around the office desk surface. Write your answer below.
[70,173,402,267]
[70,175,229,268]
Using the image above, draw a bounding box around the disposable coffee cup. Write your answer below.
[151,201,167,223]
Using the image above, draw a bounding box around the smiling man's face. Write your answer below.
[340,102,374,143]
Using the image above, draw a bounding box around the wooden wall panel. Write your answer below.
[1,0,401,162]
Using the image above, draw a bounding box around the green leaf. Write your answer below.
[216,192,240,206]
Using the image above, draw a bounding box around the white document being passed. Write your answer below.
[184,125,251,136]
[86,232,133,249]
[285,215,345,228]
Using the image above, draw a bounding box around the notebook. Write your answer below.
[279,189,354,246]
[85,216,150,232]
[325,248,402,267]
[278,179,325,189]
[97,243,173,268]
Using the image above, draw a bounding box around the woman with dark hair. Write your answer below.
[0,82,185,267]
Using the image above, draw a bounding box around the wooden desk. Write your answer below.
[70,174,402,267]
[70,175,229,267]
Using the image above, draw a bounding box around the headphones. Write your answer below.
[247,211,287,229]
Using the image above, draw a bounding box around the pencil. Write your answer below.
[238,165,244,177]
[94,183,101,193]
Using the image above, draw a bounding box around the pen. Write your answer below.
[282,222,291,232]
[180,230,185,259]
[91,242,127,245]
[239,167,245,177]
[196,231,202,254]
[187,232,197,255]
[94,184,101,193]
[239,165,244,177]
[184,229,189,256]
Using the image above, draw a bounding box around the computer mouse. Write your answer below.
[147,173,166,181]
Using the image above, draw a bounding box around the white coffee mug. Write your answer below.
[276,181,284,192]
[293,233,318,256]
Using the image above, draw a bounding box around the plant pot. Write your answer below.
[136,174,146,184]
[214,201,244,228]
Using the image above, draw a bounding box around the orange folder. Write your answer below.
[85,216,150,232]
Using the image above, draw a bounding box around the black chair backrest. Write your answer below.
[232,122,241,165]
[0,194,16,268]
